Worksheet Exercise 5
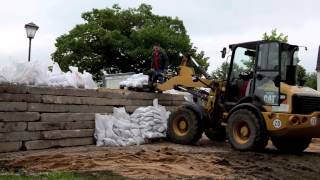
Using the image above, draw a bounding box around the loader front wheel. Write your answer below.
[271,137,311,153]
[228,109,269,151]
[167,108,203,144]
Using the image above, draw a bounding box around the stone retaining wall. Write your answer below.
[0,84,184,153]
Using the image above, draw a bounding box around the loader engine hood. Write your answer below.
[281,83,320,114]
[281,82,320,97]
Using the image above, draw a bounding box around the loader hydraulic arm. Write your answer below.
[155,55,213,91]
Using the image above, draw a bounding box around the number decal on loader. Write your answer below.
[273,119,282,129]
[310,117,318,126]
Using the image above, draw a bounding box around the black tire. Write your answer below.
[271,137,311,153]
[227,109,269,151]
[167,107,203,144]
[205,126,226,142]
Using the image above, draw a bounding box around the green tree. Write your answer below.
[262,29,288,43]
[305,72,317,89]
[211,61,229,80]
[52,4,209,80]
[211,61,243,80]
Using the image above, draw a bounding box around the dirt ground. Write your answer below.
[1,138,320,179]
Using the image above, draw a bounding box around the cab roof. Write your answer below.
[229,40,299,50]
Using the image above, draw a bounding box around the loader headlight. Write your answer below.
[310,117,318,126]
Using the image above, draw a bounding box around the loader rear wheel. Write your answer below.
[271,137,311,153]
[228,109,269,151]
[205,126,226,142]
[167,108,203,144]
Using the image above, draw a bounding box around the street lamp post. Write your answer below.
[24,22,39,62]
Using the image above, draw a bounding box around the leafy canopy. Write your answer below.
[52,4,209,80]
[262,29,288,43]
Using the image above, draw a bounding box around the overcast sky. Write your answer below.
[0,0,319,72]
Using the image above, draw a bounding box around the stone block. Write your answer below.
[164,106,179,113]
[28,103,113,113]
[0,122,27,132]
[0,112,40,122]
[40,129,94,139]
[0,102,27,111]
[0,141,22,153]
[24,137,94,150]
[28,121,94,131]
[0,93,41,103]
[41,95,128,106]
[0,84,28,94]
[27,86,99,97]
[40,113,95,122]
[124,91,156,100]
[0,131,40,142]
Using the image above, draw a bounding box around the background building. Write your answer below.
[317,46,320,91]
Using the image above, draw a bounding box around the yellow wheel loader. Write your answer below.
[154,40,320,153]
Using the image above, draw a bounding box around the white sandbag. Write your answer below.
[69,66,85,88]
[48,74,70,87]
[0,60,97,89]
[130,128,142,137]
[51,63,63,75]
[94,98,171,147]
[103,138,119,147]
[113,107,130,120]
[12,61,49,86]
[157,126,166,133]
[132,136,145,145]
[118,129,132,139]
[48,63,70,87]
[126,138,138,146]
[0,63,16,83]
[120,73,148,88]
[82,71,97,89]
[143,132,165,139]
[94,114,107,146]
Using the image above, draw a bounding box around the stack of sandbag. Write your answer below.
[95,99,170,147]
[0,60,97,89]
[119,73,149,88]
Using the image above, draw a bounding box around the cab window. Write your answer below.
[257,43,279,70]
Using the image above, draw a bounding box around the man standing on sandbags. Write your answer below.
[150,43,169,83]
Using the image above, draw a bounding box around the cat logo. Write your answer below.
[264,94,277,104]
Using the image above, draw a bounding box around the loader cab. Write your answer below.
[225,40,299,110]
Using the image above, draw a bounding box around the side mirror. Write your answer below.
[221,47,227,58]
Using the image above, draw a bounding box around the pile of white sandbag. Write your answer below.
[95,99,170,147]
[119,73,148,88]
[0,60,96,89]
[48,63,96,89]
